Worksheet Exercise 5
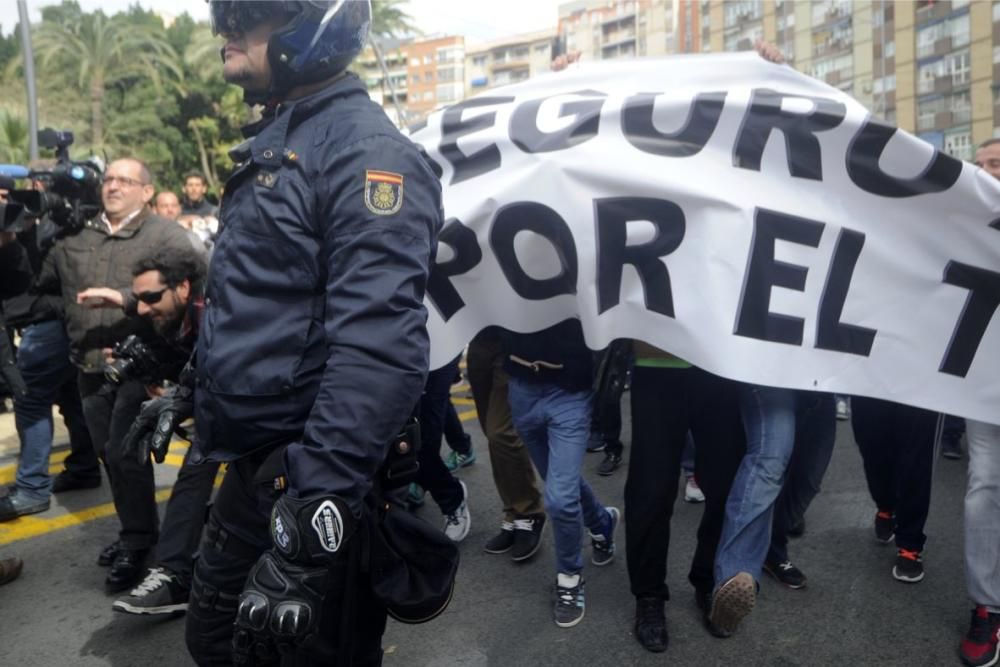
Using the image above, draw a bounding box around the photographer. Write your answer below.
[0,227,35,585]
[0,173,95,522]
[78,246,218,616]
[35,157,203,593]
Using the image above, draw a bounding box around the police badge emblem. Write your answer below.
[364,170,404,216]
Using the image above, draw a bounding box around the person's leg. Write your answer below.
[416,358,463,515]
[851,396,899,528]
[625,366,686,601]
[767,392,836,565]
[11,321,73,503]
[714,385,797,587]
[891,404,939,554]
[467,337,543,521]
[964,419,1000,612]
[58,369,104,484]
[155,451,221,586]
[442,399,472,457]
[941,414,966,459]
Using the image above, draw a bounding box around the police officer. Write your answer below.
[187,2,441,664]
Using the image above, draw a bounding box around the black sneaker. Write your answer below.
[892,548,924,583]
[709,572,756,636]
[554,573,585,628]
[511,515,545,562]
[942,438,963,460]
[113,567,189,615]
[51,471,101,494]
[634,596,668,653]
[597,452,622,476]
[763,559,807,590]
[874,510,895,544]
[483,522,515,554]
[695,589,731,638]
[589,506,619,566]
[0,490,50,522]
[97,540,123,567]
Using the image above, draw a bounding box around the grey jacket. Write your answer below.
[36,207,199,373]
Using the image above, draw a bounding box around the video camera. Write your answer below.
[0,128,103,235]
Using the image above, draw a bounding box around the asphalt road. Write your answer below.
[0,392,971,667]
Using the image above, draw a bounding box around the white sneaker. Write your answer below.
[443,480,471,542]
[684,476,705,503]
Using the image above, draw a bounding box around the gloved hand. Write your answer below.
[121,384,193,465]
[234,494,358,661]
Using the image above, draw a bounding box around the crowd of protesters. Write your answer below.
[0,43,995,667]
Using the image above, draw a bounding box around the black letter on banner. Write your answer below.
[426,219,483,322]
[939,262,1000,377]
[439,97,514,185]
[846,116,962,197]
[594,197,685,316]
[510,90,607,153]
[734,208,825,345]
[815,229,877,356]
[733,89,846,180]
[622,91,727,157]
[490,203,577,300]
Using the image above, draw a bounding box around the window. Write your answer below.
[884,40,895,58]
[410,58,420,67]
[424,71,434,83]
[534,43,549,53]
[945,129,972,160]
[411,74,420,85]
[994,1,1000,22]
[917,14,970,57]
[873,74,896,94]
[437,84,459,103]
[472,55,487,67]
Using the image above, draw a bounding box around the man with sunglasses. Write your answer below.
[35,157,201,593]
[174,1,441,664]
[79,245,219,618]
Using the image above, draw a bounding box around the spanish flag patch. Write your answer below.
[364,169,404,216]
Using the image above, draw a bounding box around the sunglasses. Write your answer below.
[133,288,169,305]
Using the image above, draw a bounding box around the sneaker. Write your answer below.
[763,559,807,590]
[586,432,606,452]
[442,480,471,542]
[51,471,101,494]
[444,447,477,471]
[511,515,546,562]
[597,451,622,476]
[484,521,515,554]
[589,506,619,566]
[684,476,705,503]
[406,482,425,509]
[835,397,850,421]
[634,596,668,652]
[960,606,1000,667]
[942,438,963,460]
[709,572,756,636]
[97,540,123,567]
[892,548,924,583]
[112,567,189,615]
[554,573,585,628]
[0,490,50,522]
[695,589,731,638]
[874,510,895,544]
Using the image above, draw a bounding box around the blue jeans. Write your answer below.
[715,385,801,585]
[508,378,609,575]
[13,320,92,500]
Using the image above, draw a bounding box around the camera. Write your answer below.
[0,128,103,234]
[104,335,163,386]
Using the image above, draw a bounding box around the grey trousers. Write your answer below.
[965,419,1000,612]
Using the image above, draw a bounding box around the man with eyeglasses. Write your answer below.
[35,157,202,593]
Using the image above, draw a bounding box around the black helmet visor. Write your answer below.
[209,1,290,36]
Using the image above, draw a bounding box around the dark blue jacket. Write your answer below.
[194,74,441,512]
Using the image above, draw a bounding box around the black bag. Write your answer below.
[365,495,460,624]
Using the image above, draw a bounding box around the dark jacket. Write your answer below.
[35,208,200,373]
[502,319,595,391]
[0,240,34,396]
[181,197,217,218]
[4,220,65,328]
[194,73,442,513]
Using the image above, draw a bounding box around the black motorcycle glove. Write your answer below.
[234,495,358,660]
[121,384,193,465]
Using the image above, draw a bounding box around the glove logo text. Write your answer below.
[311,500,343,553]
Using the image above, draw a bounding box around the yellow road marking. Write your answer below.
[459,410,478,422]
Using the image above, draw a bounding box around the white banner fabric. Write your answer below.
[410,53,1000,425]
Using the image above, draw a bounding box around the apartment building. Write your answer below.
[702,0,994,161]
[557,0,675,60]
[357,35,466,125]
[465,29,557,95]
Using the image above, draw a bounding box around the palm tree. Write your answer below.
[0,108,29,164]
[371,0,418,39]
[31,11,183,151]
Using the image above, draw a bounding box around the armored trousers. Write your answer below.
[186,450,386,666]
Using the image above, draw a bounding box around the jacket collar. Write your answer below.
[86,207,151,238]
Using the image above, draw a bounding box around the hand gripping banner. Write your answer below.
[411,53,1000,425]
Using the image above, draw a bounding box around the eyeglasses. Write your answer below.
[103,175,148,189]
[133,288,169,305]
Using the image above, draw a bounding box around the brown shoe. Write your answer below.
[0,557,23,585]
[709,572,756,635]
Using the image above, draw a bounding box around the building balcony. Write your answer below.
[603,29,637,47]
[491,58,531,72]
[601,10,636,27]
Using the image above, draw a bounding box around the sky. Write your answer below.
[1,0,564,45]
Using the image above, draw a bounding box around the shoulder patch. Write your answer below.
[364,170,404,216]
